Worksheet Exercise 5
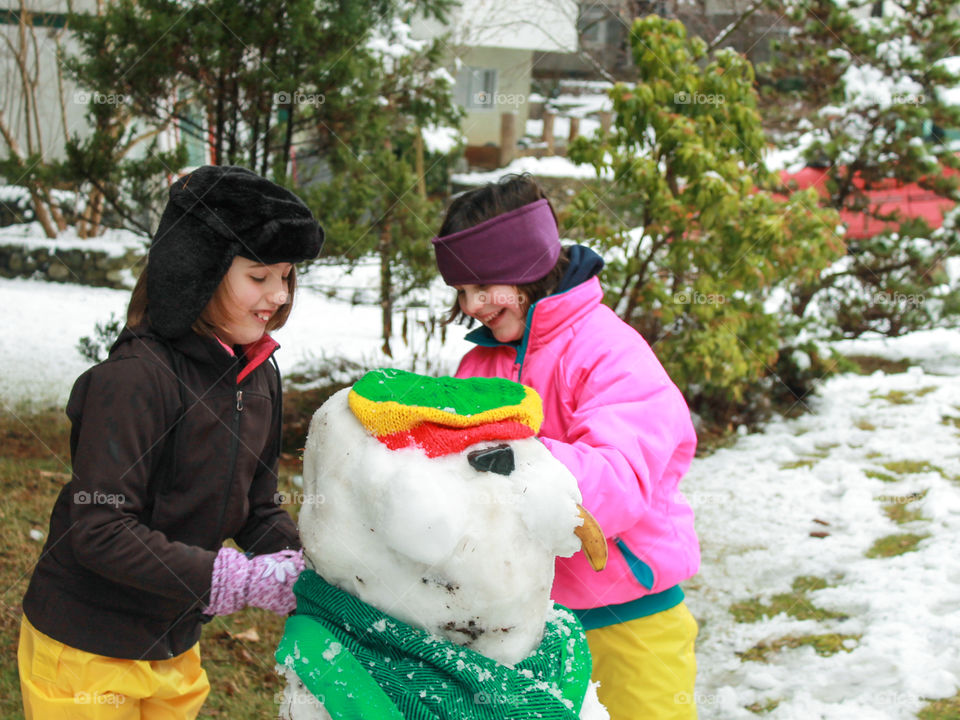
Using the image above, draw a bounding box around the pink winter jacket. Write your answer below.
[456,276,700,610]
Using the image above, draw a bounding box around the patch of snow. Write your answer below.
[321,642,342,661]
[452,155,609,185]
[547,93,613,118]
[687,355,960,718]
[832,328,960,375]
[0,260,473,409]
[421,124,462,155]
[0,222,146,257]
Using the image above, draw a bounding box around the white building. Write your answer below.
[412,1,578,155]
[0,1,95,166]
[1,0,203,182]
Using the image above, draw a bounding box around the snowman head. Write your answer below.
[298,369,603,665]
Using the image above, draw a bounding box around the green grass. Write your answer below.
[198,610,288,718]
[882,503,925,524]
[0,410,73,720]
[878,490,928,524]
[855,418,877,431]
[882,459,947,478]
[919,692,960,719]
[865,469,900,483]
[738,633,860,663]
[865,532,929,558]
[872,389,915,405]
[870,386,939,405]
[0,409,304,720]
[886,460,941,475]
[746,698,781,714]
[846,355,911,375]
[779,458,818,470]
[867,459,951,484]
[730,576,847,624]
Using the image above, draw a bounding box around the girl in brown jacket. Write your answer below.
[18,165,323,719]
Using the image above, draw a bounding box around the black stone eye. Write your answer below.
[467,443,515,476]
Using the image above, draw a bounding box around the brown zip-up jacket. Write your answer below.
[22,325,300,660]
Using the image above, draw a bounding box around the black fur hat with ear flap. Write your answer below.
[147,165,324,339]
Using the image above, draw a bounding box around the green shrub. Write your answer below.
[564,16,843,425]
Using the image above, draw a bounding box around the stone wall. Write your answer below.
[0,241,143,289]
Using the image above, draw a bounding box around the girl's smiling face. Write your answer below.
[457,284,527,343]
[213,257,292,346]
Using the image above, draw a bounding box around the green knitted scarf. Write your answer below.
[275,570,592,720]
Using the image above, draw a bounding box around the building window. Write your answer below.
[579,6,608,46]
[457,67,498,110]
[175,88,209,166]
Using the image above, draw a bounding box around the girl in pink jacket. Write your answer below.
[432,174,701,719]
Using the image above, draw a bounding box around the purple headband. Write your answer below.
[432,198,562,286]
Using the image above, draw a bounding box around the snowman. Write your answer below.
[276,369,609,720]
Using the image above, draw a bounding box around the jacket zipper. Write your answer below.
[214,386,243,539]
[214,344,275,538]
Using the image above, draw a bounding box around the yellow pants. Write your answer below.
[18,615,210,720]
[585,602,699,720]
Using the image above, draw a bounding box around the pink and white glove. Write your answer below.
[205,547,304,616]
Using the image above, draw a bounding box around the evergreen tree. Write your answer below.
[304,8,461,356]
[61,0,455,227]
[763,0,960,339]
[62,0,460,352]
[65,0,395,177]
[566,15,843,424]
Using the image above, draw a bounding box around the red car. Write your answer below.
[780,165,959,239]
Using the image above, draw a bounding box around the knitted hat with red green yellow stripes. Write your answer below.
[347,369,542,458]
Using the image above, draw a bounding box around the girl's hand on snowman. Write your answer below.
[204,547,304,616]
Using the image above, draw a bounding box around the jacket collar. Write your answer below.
[526,276,602,350]
[464,276,603,354]
[113,325,278,381]
[237,334,279,383]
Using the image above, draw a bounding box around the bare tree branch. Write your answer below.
[0,109,60,238]
[706,0,769,53]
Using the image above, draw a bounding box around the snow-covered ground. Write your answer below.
[685,357,960,718]
[0,221,146,256]
[450,88,614,186]
[2,227,958,717]
[0,266,473,410]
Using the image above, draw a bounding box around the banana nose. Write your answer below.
[575,504,607,571]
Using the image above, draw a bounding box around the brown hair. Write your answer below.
[127,264,297,339]
[440,174,569,325]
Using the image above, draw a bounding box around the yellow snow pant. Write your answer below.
[585,602,699,720]
[18,615,210,720]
